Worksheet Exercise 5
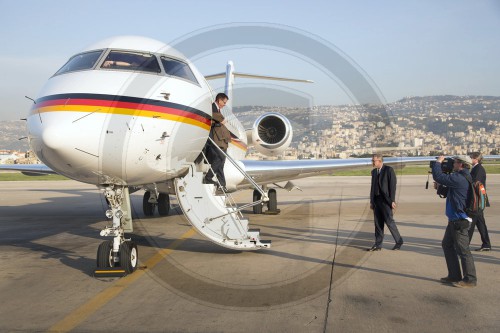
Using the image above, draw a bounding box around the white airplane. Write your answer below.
[2,36,450,273]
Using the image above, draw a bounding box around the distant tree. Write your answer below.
[490,149,498,155]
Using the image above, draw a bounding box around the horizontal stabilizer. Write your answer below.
[205,71,313,83]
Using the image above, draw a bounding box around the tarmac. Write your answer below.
[0,175,499,333]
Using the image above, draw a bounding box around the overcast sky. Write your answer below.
[1,0,499,120]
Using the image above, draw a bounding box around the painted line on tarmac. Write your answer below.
[47,228,196,333]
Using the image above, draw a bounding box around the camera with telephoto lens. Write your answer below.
[429,157,454,174]
[428,157,455,198]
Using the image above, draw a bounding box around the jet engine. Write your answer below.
[248,112,293,156]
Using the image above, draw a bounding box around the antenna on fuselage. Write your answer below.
[25,96,36,104]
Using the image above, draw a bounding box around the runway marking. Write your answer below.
[47,228,196,333]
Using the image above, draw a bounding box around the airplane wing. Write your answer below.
[241,156,435,186]
[0,164,57,175]
[241,155,500,186]
[2,155,497,184]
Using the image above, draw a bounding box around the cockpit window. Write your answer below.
[160,57,198,84]
[54,50,103,75]
[101,51,161,73]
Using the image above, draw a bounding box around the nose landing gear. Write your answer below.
[94,186,138,277]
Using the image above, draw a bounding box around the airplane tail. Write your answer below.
[205,62,313,111]
[224,61,235,111]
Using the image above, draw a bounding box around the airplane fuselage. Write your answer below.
[27,36,247,187]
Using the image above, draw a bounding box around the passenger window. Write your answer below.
[54,50,103,75]
[160,57,198,84]
[101,51,161,73]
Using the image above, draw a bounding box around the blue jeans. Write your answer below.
[442,220,477,282]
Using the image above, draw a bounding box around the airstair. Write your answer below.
[174,139,271,250]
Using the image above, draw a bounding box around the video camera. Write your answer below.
[426,157,455,198]
[429,157,455,174]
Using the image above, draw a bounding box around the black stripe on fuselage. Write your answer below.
[35,93,210,120]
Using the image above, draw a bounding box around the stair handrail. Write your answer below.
[207,137,267,199]
[200,150,244,219]
[203,138,268,221]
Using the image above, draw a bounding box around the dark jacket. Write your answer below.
[432,163,470,221]
[470,162,490,207]
[470,163,486,187]
[211,103,231,149]
[370,164,396,206]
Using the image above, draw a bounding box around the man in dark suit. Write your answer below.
[204,93,231,189]
[468,152,491,251]
[368,154,403,251]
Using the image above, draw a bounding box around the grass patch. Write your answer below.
[332,163,500,176]
[0,172,69,181]
[483,164,500,174]
[2,162,499,180]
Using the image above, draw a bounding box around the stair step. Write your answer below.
[257,240,272,248]
[174,164,271,250]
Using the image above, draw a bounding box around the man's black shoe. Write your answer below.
[475,247,491,252]
[440,276,460,284]
[453,280,477,288]
[392,242,403,250]
[367,245,381,252]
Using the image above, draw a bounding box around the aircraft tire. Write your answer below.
[158,193,170,216]
[268,189,277,212]
[96,240,113,267]
[253,190,263,214]
[120,241,138,274]
[143,191,155,216]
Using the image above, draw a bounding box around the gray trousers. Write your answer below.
[373,196,403,246]
[442,220,477,282]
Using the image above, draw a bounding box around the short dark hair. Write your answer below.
[372,153,383,162]
[215,92,228,101]
[470,151,483,163]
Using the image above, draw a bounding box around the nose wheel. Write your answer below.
[120,241,138,273]
[95,240,138,275]
[96,240,113,267]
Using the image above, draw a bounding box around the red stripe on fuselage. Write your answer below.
[36,98,209,125]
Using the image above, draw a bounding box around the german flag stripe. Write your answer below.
[32,93,248,151]
[32,93,211,130]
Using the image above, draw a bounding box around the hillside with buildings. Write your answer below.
[0,121,29,152]
[1,95,499,163]
[235,95,500,159]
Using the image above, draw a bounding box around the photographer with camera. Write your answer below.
[432,155,477,288]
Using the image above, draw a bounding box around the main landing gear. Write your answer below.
[143,191,170,217]
[252,187,279,214]
[95,186,138,276]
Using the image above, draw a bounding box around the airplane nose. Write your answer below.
[41,126,63,150]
